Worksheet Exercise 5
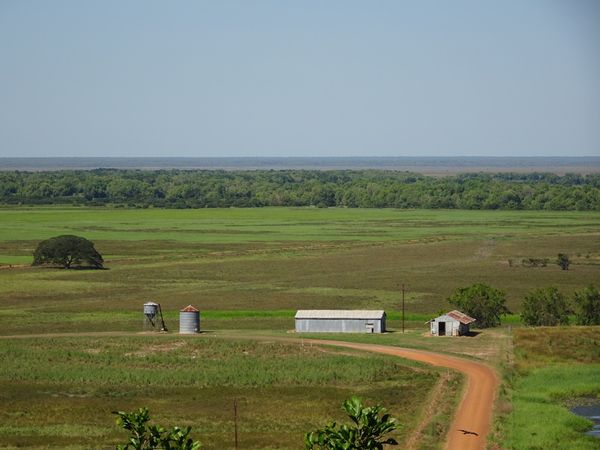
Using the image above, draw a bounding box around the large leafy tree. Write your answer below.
[573,285,600,326]
[32,235,104,269]
[305,396,398,450]
[447,283,510,328]
[521,287,570,326]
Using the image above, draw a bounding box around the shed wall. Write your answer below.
[429,316,470,336]
[296,318,384,333]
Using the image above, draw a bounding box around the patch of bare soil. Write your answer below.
[125,340,187,357]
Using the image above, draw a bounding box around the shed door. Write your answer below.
[438,321,446,336]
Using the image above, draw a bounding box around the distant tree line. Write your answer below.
[1,169,599,210]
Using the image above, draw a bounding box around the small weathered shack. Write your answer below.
[428,310,475,336]
[295,310,386,333]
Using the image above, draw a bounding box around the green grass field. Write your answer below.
[502,327,600,450]
[0,334,447,449]
[1,207,599,336]
[1,207,599,243]
[1,207,599,449]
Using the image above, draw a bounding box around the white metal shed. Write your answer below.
[428,310,476,336]
[295,310,386,333]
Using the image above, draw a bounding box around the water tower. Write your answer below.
[143,301,168,331]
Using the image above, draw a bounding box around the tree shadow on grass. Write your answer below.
[36,265,110,270]
[464,331,481,337]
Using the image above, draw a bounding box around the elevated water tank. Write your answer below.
[179,305,200,334]
[143,302,159,319]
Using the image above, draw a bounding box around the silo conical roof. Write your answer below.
[181,305,199,312]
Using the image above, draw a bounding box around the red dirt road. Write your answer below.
[306,340,499,450]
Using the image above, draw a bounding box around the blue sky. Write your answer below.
[0,0,599,157]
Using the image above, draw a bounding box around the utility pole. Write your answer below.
[402,283,405,334]
[234,398,239,450]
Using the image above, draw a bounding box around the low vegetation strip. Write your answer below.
[514,326,600,368]
[0,336,412,388]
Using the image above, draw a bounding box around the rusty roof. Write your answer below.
[180,305,199,312]
[446,310,476,324]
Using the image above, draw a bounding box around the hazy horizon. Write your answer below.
[1,1,599,158]
[2,156,599,175]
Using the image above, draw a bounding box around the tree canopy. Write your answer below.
[32,235,104,269]
[447,283,510,328]
[573,285,600,326]
[521,287,570,326]
[1,169,599,210]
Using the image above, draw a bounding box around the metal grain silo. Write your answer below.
[179,305,200,334]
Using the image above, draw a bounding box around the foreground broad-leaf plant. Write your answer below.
[113,407,201,450]
[305,396,399,450]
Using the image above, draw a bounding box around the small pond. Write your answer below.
[571,404,600,438]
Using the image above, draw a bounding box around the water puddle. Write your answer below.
[571,404,600,438]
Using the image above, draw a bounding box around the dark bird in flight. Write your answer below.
[458,429,479,436]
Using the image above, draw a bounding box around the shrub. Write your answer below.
[521,287,570,326]
[573,285,600,326]
[556,253,570,270]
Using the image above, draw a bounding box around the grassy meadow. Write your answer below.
[1,206,599,449]
[1,207,599,335]
[0,334,445,449]
[502,327,600,450]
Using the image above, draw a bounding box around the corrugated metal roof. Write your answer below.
[295,310,386,319]
[180,305,199,312]
[446,310,476,324]
[427,310,476,325]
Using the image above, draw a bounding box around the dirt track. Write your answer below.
[307,339,499,450]
[0,332,499,449]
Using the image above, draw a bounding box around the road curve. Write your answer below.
[302,339,499,450]
[0,332,499,449]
